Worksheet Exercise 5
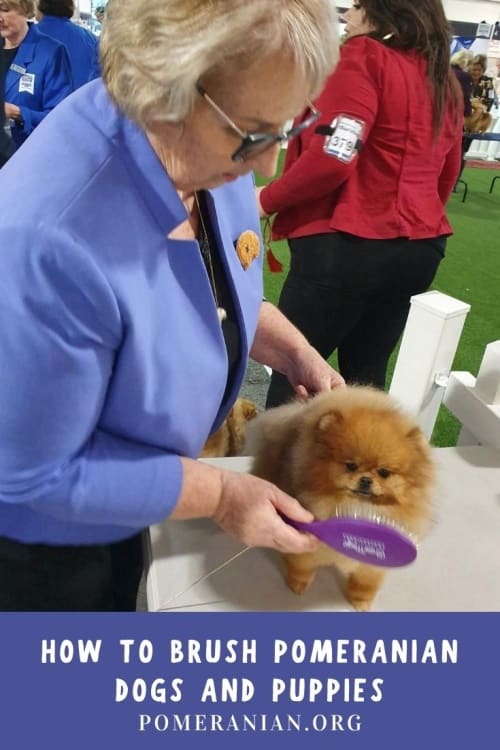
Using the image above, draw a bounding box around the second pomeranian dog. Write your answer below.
[464,97,493,134]
[245,387,436,611]
[200,398,257,458]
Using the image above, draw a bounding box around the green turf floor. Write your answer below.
[259,164,500,446]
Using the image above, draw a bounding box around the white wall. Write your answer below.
[443,0,500,24]
[75,0,92,13]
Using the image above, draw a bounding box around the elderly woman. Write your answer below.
[0,0,343,611]
[0,0,72,148]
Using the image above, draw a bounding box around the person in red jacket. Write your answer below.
[258,0,462,405]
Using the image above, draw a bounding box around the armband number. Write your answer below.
[323,114,365,163]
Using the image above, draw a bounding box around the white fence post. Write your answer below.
[443,341,500,450]
[389,291,470,439]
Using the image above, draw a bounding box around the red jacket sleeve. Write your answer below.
[261,37,381,215]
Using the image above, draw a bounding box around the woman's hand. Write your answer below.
[4,103,21,121]
[174,457,318,554]
[213,470,320,553]
[250,301,345,398]
[255,185,268,218]
[286,342,345,400]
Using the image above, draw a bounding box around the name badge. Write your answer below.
[19,73,35,95]
[323,114,365,163]
[10,63,26,75]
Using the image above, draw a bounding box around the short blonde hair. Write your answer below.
[2,0,35,15]
[450,50,472,71]
[100,0,339,128]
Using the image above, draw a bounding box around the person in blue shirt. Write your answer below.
[0,36,14,164]
[37,0,100,90]
[1,0,73,149]
[0,0,343,611]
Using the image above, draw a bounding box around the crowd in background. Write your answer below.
[450,49,499,180]
[2,2,499,165]
[451,50,498,115]
[1,0,103,161]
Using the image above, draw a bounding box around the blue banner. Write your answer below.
[0,613,497,749]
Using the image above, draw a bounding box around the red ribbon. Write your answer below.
[262,217,283,273]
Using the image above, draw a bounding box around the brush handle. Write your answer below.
[283,514,417,568]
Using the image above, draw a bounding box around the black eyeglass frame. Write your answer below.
[196,84,320,162]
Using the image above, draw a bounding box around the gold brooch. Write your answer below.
[235,230,260,270]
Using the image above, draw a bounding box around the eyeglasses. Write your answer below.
[196,84,320,163]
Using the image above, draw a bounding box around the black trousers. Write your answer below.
[0,533,144,611]
[456,134,473,184]
[266,231,444,408]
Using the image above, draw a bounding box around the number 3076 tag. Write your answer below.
[323,114,364,163]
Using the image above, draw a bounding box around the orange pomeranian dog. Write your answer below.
[464,98,493,134]
[200,398,258,458]
[245,387,436,611]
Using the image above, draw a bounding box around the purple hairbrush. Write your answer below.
[283,504,417,568]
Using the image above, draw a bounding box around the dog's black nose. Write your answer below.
[358,476,373,492]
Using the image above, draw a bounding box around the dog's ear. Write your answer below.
[242,400,258,421]
[316,409,344,434]
[227,401,257,456]
[405,424,431,457]
[405,425,424,442]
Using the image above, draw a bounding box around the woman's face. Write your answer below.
[0,4,28,44]
[147,51,312,195]
[470,64,484,83]
[342,2,376,39]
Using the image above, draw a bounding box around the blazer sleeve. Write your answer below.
[261,39,381,215]
[17,43,73,136]
[0,225,181,529]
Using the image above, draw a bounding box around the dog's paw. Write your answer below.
[345,570,382,612]
[346,594,373,612]
[285,568,315,595]
[287,577,310,595]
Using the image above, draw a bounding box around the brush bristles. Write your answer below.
[333,503,418,544]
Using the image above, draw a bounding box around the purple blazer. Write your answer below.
[0,81,263,544]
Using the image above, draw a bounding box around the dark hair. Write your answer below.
[359,0,461,132]
[38,0,74,17]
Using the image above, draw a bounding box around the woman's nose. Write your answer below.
[250,143,281,179]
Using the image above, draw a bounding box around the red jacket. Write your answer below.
[261,36,462,241]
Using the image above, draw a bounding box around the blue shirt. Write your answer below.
[37,16,100,90]
[4,23,73,148]
[0,80,263,544]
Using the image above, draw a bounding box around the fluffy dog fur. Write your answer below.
[245,387,435,611]
[200,398,258,458]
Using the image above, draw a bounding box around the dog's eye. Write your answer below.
[377,468,391,478]
[345,462,358,472]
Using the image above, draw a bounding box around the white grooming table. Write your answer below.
[145,446,500,612]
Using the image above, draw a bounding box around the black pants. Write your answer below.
[266,231,444,408]
[456,134,473,185]
[0,533,144,611]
